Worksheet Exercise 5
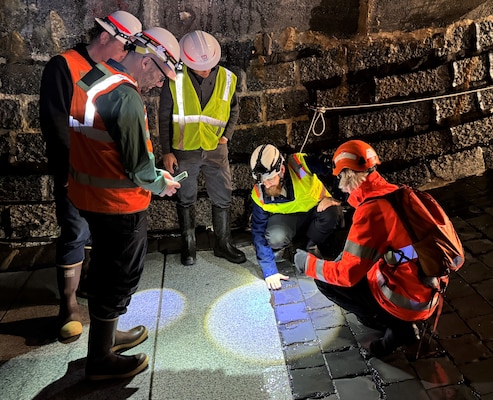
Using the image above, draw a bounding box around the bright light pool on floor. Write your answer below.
[204,281,284,364]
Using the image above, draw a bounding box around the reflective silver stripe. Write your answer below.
[70,166,137,189]
[175,71,186,130]
[171,114,227,128]
[314,257,326,281]
[69,117,114,142]
[376,269,438,311]
[344,239,382,263]
[223,69,232,101]
[84,74,134,127]
[384,244,418,265]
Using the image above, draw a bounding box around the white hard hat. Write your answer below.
[179,30,221,71]
[95,10,142,45]
[250,144,285,182]
[133,27,181,81]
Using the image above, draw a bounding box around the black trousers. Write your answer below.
[315,277,417,347]
[81,210,148,320]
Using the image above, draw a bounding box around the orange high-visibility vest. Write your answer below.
[68,62,152,214]
[61,49,93,89]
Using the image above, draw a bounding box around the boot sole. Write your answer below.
[112,327,149,353]
[86,354,149,381]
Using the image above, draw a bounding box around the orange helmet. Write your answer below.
[332,140,380,176]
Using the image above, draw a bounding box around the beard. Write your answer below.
[264,182,283,197]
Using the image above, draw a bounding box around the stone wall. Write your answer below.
[1,1,493,269]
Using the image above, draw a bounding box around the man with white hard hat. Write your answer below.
[158,30,246,266]
[250,144,344,290]
[67,27,181,380]
[40,10,143,343]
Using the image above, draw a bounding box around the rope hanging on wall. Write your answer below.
[298,83,493,153]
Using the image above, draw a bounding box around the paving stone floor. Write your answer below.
[2,170,493,399]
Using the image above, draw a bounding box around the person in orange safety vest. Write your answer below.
[68,27,182,381]
[294,140,440,358]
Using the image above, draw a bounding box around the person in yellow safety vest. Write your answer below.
[158,30,246,266]
[294,140,432,358]
[39,10,143,343]
[250,144,344,290]
[68,27,181,381]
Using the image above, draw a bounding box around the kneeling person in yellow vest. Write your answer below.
[68,27,181,381]
[250,144,344,290]
[158,30,246,266]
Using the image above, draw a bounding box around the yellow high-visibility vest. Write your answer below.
[170,65,237,150]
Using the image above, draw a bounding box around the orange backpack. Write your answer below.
[370,186,465,287]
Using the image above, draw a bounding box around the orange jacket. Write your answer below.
[68,61,152,214]
[305,171,442,322]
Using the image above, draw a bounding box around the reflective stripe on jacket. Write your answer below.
[251,153,330,214]
[68,62,152,214]
[169,65,236,150]
[304,171,441,322]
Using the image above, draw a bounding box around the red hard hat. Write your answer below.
[332,140,380,176]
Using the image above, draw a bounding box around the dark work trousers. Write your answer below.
[265,205,343,250]
[315,277,417,347]
[53,178,91,266]
[173,145,231,208]
[81,210,148,320]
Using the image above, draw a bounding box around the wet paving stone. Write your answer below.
[290,366,334,399]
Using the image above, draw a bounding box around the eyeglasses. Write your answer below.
[149,57,167,82]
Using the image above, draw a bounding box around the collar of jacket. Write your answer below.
[348,171,398,208]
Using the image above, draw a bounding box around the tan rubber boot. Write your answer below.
[57,263,83,339]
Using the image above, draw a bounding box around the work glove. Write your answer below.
[294,249,309,275]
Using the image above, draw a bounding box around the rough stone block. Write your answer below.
[9,203,58,238]
[430,147,486,181]
[230,124,288,156]
[434,93,477,124]
[0,64,44,95]
[437,21,475,58]
[315,82,373,109]
[482,145,493,169]
[265,89,309,121]
[0,174,53,202]
[238,95,262,124]
[247,62,297,91]
[346,36,434,73]
[290,118,334,151]
[374,65,450,101]
[0,99,22,130]
[373,131,451,163]
[11,132,47,167]
[477,87,493,112]
[147,198,178,233]
[231,163,254,191]
[339,103,431,137]
[452,54,489,88]
[299,48,345,83]
[451,116,493,148]
[475,19,493,52]
[382,164,432,188]
[27,99,40,130]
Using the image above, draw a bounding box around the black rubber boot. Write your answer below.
[177,205,196,266]
[369,323,420,358]
[57,263,83,340]
[112,324,149,353]
[86,316,149,381]
[212,206,246,264]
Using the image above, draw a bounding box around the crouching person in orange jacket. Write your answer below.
[294,140,440,358]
